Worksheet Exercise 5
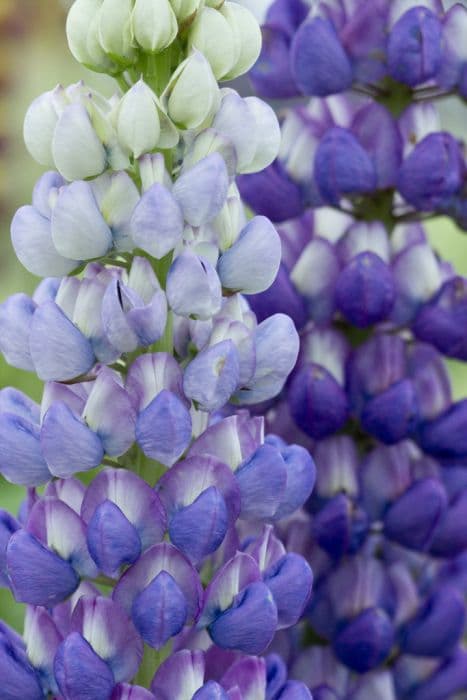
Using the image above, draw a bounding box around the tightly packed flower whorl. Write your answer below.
[0,1,315,698]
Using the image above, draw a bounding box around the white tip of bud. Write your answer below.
[66,0,116,72]
[139,153,173,191]
[188,7,237,80]
[23,89,62,166]
[220,2,262,80]
[165,50,220,130]
[171,0,203,22]
[241,97,281,174]
[98,0,136,64]
[117,80,161,159]
[132,0,178,53]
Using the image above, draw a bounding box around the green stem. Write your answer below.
[115,73,131,93]
[152,311,174,355]
[135,643,172,688]
[144,48,174,96]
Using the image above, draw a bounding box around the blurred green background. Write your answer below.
[0,0,466,632]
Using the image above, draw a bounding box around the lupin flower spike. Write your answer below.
[0,0,315,697]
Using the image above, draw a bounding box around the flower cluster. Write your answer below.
[239,96,467,230]
[250,0,467,100]
[0,1,315,698]
[235,0,467,698]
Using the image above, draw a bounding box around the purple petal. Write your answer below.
[234,314,299,405]
[11,205,78,277]
[52,102,107,180]
[136,389,192,467]
[192,682,228,700]
[0,412,51,486]
[237,162,304,224]
[291,238,340,324]
[45,478,85,514]
[166,251,222,320]
[41,401,104,477]
[151,650,205,700]
[397,133,462,211]
[333,608,394,673]
[113,542,202,621]
[132,571,188,648]
[273,444,316,520]
[384,477,447,551]
[250,26,300,99]
[173,153,229,226]
[126,352,185,412]
[265,654,287,700]
[335,253,395,328]
[0,511,19,587]
[221,656,266,698]
[217,216,281,295]
[27,497,97,579]
[351,103,402,189]
[183,341,240,411]
[7,530,79,606]
[81,469,166,549]
[199,552,260,627]
[83,369,136,456]
[29,301,95,381]
[361,379,419,444]
[51,180,112,260]
[127,292,167,347]
[400,585,465,657]
[32,171,65,217]
[235,445,287,521]
[0,387,40,424]
[209,582,278,654]
[169,487,228,563]
[188,413,264,470]
[247,263,307,328]
[288,362,349,439]
[276,682,312,700]
[130,184,184,259]
[24,606,62,693]
[314,127,377,205]
[388,7,442,87]
[71,596,143,683]
[291,18,352,96]
[0,627,43,700]
[87,501,141,576]
[112,685,155,700]
[408,649,467,700]
[263,553,313,628]
[157,456,240,525]
[54,632,115,700]
[0,294,35,370]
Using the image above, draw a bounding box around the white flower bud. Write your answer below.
[52,102,107,181]
[117,80,161,158]
[241,96,281,174]
[165,50,220,130]
[188,7,236,80]
[66,0,116,72]
[183,128,238,180]
[132,0,178,53]
[170,0,202,22]
[139,153,172,191]
[213,194,246,251]
[23,86,66,166]
[220,2,261,79]
[98,0,136,64]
